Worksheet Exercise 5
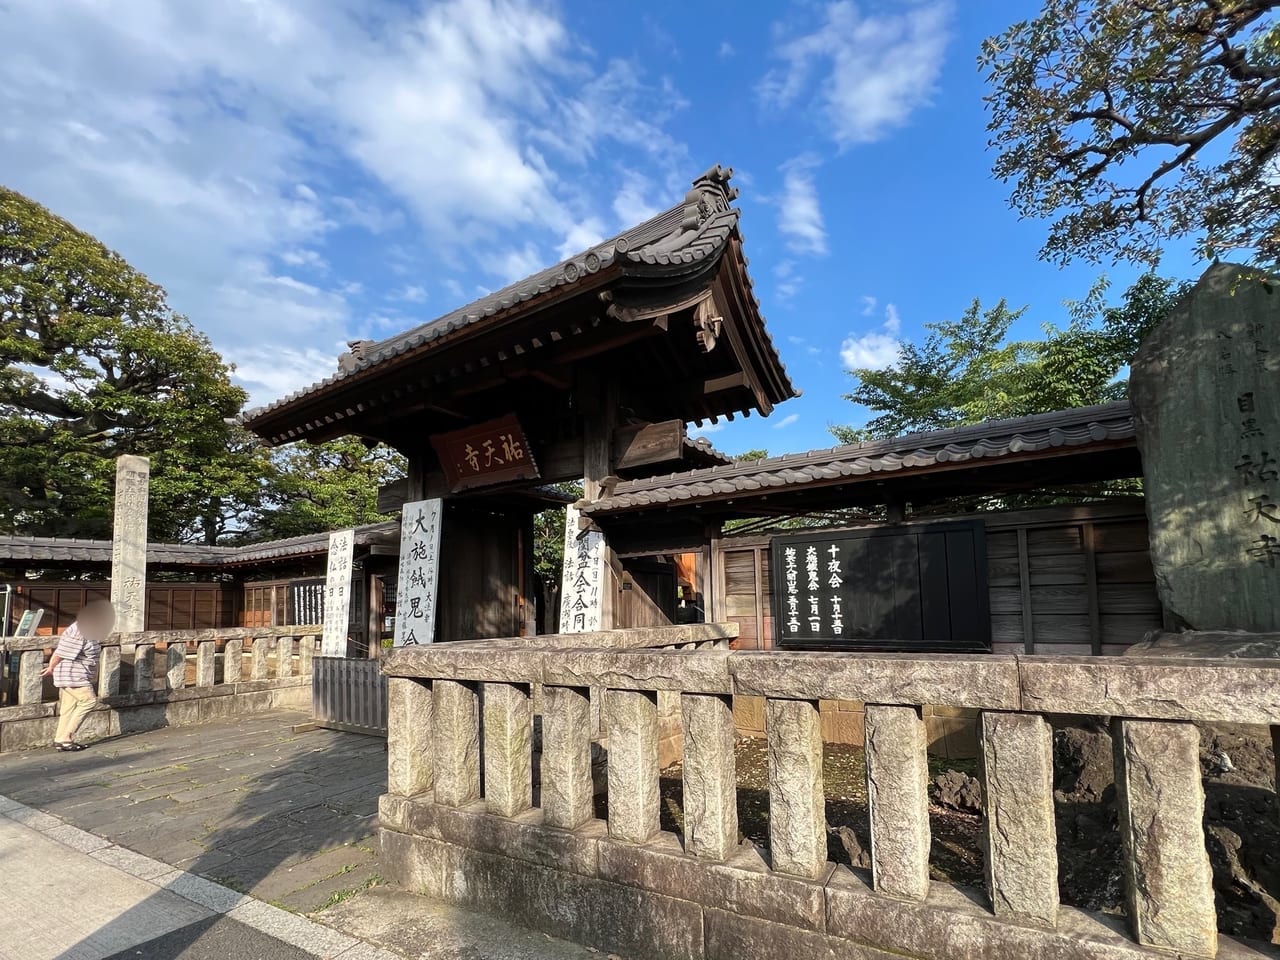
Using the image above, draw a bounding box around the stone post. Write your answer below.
[433,679,481,807]
[109,455,149,634]
[865,704,930,901]
[132,644,153,693]
[1113,719,1217,957]
[18,650,43,705]
[681,693,738,860]
[604,689,660,843]
[387,677,433,797]
[980,712,1059,927]
[223,638,243,683]
[766,698,826,879]
[483,681,533,818]
[299,636,315,676]
[250,637,270,680]
[165,643,185,690]
[195,641,215,688]
[98,645,121,697]
[541,685,594,830]
[277,636,295,679]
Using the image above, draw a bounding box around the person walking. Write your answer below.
[40,599,115,752]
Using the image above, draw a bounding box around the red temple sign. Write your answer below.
[430,414,541,492]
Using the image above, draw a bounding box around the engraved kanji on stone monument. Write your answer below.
[394,499,442,647]
[558,504,605,634]
[110,455,149,633]
[321,529,355,657]
[1131,262,1280,632]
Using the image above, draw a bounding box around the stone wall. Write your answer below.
[380,626,1280,960]
[0,627,319,753]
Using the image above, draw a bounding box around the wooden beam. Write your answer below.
[703,372,748,395]
[613,420,685,471]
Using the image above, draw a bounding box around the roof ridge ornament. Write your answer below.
[337,339,376,372]
[680,164,737,232]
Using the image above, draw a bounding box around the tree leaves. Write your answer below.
[832,273,1188,442]
[982,0,1280,268]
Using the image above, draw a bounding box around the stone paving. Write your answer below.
[0,711,385,913]
[0,709,609,960]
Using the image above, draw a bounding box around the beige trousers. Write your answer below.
[54,686,98,743]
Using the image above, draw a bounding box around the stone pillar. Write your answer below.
[433,679,480,807]
[109,455,149,634]
[387,678,433,797]
[195,642,215,688]
[483,682,533,818]
[541,685,594,830]
[223,638,243,683]
[605,689,659,843]
[980,712,1058,926]
[277,636,295,678]
[766,698,826,879]
[250,636,270,680]
[299,636,315,676]
[681,693,738,860]
[132,644,153,693]
[865,704,930,901]
[18,650,43,705]
[98,646,121,697]
[165,643,185,690]
[1113,719,1217,957]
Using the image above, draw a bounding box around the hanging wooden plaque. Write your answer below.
[430,414,540,492]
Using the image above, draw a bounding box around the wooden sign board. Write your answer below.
[612,420,684,471]
[559,504,606,633]
[394,498,443,646]
[430,414,540,493]
[321,529,355,657]
[770,520,990,653]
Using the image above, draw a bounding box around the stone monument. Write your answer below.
[109,454,150,633]
[1130,262,1279,632]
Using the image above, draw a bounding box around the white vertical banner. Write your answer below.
[321,529,355,657]
[558,504,606,634]
[394,498,443,646]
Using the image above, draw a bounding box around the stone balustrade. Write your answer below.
[379,625,1279,960]
[0,626,321,751]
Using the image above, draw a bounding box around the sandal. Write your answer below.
[54,742,87,752]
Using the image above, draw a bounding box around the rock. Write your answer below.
[1130,262,1280,633]
[932,770,982,815]
[1053,725,1114,804]
[829,824,871,869]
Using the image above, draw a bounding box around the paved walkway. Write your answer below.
[0,711,610,960]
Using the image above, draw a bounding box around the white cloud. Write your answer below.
[860,295,877,315]
[612,170,661,226]
[393,285,428,304]
[692,420,727,435]
[234,345,345,404]
[718,41,735,59]
[494,244,548,283]
[776,156,827,256]
[0,0,690,408]
[773,413,800,430]
[556,218,607,261]
[841,303,903,370]
[759,1,952,147]
[775,259,801,300]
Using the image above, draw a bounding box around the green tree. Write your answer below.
[251,437,406,541]
[0,186,261,542]
[982,1,1280,268]
[734,448,770,462]
[832,273,1188,442]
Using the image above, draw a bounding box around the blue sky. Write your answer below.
[1,0,1204,458]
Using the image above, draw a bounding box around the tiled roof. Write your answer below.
[0,521,400,568]
[581,401,1137,516]
[243,165,789,427]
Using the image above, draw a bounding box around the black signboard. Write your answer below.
[770,520,990,652]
